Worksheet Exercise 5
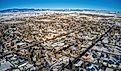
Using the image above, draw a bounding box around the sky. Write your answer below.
[0,0,121,11]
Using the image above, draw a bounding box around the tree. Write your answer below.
[11,42,14,46]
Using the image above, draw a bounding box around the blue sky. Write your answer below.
[0,0,121,11]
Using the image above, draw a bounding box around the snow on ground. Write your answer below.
[0,11,118,21]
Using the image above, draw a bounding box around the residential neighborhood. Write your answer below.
[0,9,121,71]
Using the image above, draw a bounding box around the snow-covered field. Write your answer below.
[0,11,119,21]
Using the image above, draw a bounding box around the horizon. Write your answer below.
[0,8,120,13]
[0,0,121,12]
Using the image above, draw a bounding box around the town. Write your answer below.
[0,9,121,71]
